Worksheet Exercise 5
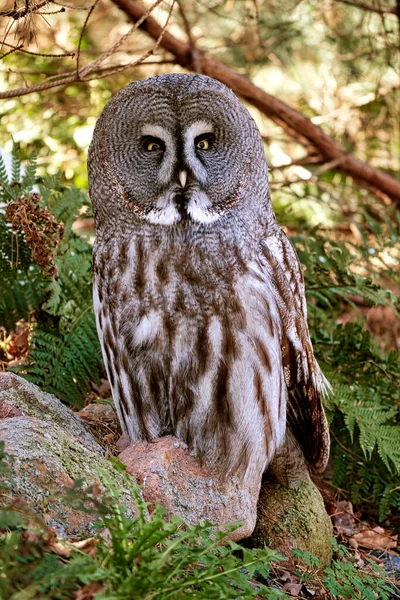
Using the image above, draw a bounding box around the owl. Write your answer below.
[88,74,330,485]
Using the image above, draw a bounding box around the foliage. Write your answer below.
[293,217,400,520]
[324,557,392,600]
[292,544,394,600]
[0,146,102,406]
[0,444,285,599]
[323,541,394,600]
[1,444,397,599]
[0,0,398,196]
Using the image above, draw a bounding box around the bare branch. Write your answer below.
[0,1,51,19]
[0,40,74,57]
[51,1,91,8]
[175,0,200,72]
[0,0,174,97]
[83,0,161,77]
[0,43,23,58]
[76,0,100,76]
[334,0,400,15]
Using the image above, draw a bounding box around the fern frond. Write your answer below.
[11,142,21,184]
[20,150,37,194]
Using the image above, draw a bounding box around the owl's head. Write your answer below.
[88,74,271,228]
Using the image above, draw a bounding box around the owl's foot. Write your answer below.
[268,428,312,488]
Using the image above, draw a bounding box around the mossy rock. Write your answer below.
[248,479,333,569]
[0,372,103,453]
[0,416,137,538]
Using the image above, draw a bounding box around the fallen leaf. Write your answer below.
[352,526,397,550]
[6,320,29,358]
[77,403,117,424]
[116,433,131,453]
[50,540,72,558]
[332,500,356,536]
[73,582,103,600]
[72,537,98,558]
[50,537,98,559]
[91,377,111,398]
[283,582,303,595]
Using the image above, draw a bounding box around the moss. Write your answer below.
[248,479,333,569]
[0,416,136,537]
[0,374,103,453]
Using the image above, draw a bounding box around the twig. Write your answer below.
[268,155,324,170]
[251,0,264,48]
[348,359,400,390]
[175,0,200,72]
[51,1,91,8]
[1,40,74,57]
[76,0,100,77]
[0,0,51,19]
[79,0,166,79]
[0,44,23,58]
[0,58,176,77]
[83,0,175,81]
[0,0,172,96]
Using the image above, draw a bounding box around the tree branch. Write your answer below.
[0,0,171,98]
[334,0,400,16]
[111,0,400,205]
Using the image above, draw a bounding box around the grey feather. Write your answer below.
[88,74,330,483]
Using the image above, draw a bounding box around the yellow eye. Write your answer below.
[196,139,209,150]
[147,141,161,151]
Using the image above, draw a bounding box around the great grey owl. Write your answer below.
[88,73,330,484]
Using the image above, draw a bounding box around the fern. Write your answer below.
[10,142,21,185]
[22,195,102,405]
[0,148,102,407]
[295,223,400,520]
[0,150,49,328]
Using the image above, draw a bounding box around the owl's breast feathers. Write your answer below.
[93,228,329,478]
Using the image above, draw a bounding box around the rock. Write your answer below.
[247,478,333,569]
[0,373,103,453]
[0,416,137,538]
[370,550,400,579]
[119,435,262,542]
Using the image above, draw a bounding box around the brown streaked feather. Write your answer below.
[260,233,330,474]
[254,338,272,374]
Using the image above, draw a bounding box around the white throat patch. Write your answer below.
[186,190,220,224]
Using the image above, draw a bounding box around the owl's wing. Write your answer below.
[259,227,330,474]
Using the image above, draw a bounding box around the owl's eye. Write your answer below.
[195,133,215,151]
[141,136,165,153]
[196,139,209,150]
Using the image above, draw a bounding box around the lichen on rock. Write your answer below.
[0,416,137,538]
[248,478,333,569]
[0,373,333,559]
[0,372,103,453]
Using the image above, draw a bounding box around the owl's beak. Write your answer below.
[178,170,187,188]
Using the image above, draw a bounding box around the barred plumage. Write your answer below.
[89,74,330,483]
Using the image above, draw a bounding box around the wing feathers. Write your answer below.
[260,230,330,474]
